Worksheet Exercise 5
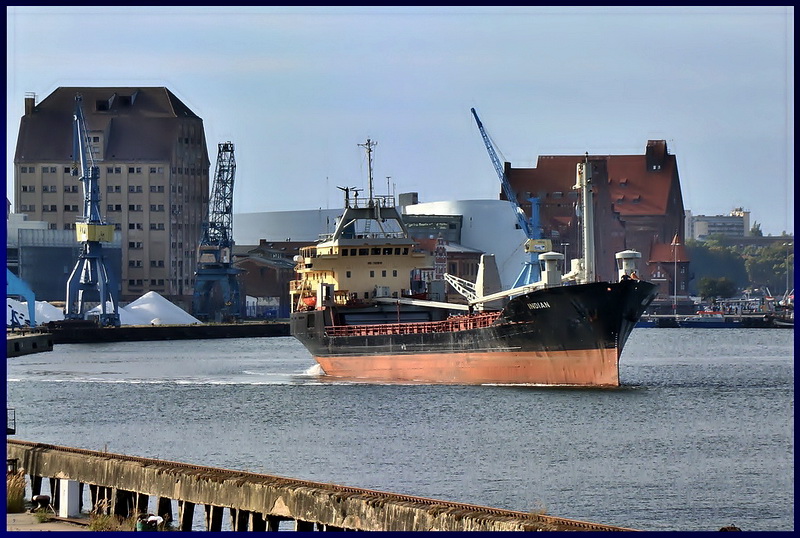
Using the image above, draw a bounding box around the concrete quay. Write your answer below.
[7,512,89,531]
[6,331,54,357]
[44,320,289,344]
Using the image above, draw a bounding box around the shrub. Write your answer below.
[33,508,52,523]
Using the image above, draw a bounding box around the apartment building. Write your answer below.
[685,208,751,241]
[13,87,210,307]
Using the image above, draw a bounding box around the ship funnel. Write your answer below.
[615,250,642,281]
[538,251,564,287]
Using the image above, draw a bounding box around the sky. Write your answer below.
[6,6,794,237]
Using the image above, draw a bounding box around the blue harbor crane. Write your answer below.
[192,141,242,322]
[64,94,120,327]
[470,108,549,287]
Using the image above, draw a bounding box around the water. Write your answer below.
[5,329,794,531]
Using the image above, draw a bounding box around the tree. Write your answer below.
[750,221,763,237]
[698,277,738,300]
[684,240,748,294]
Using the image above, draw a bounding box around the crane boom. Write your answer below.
[202,141,236,247]
[470,108,534,239]
[470,108,548,287]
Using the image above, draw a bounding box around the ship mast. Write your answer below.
[574,154,595,283]
[358,138,377,204]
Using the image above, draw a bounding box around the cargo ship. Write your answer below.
[289,141,657,386]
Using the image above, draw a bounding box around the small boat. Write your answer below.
[679,311,738,328]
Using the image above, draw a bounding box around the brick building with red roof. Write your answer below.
[504,140,690,309]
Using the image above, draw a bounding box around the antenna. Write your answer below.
[358,139,377,203]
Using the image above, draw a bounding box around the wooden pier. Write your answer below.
[7,439,636,531]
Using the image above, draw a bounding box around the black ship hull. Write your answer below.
[291,279,658,386]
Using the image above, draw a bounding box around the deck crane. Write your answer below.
[192,141,242,322]
[470,108,550,287]
[64,94,120,327]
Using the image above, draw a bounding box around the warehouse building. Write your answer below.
[12,87,210,308]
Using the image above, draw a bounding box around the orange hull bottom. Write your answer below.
[314,348,621,386]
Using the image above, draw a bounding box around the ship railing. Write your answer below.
[346,195,395,209]
[326,311,502,337]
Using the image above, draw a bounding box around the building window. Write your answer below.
[19,204,35,212]
[128,185,143,193]
[151,204,165,212]
[21,185,35,193]
[42,205,58,212]
[393,270,398,277]
[149,167,157,173]
[64,185,79,193]
[63,205,79,212]
[149,223,165,230]
[128,167,135,173]
[370,270,375,278]
[129,204,143,211]
[64,167,71,174]
[129,223,143,230]
[114,223,122,231]
[128,260,143,268]
[48,223,57,230]
[128,242,143,249]
[150,260,165,268]
[346,271,351,278]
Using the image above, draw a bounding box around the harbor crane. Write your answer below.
[470,108,550,287]
[192,141,242,322]
[64,94,120,327]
